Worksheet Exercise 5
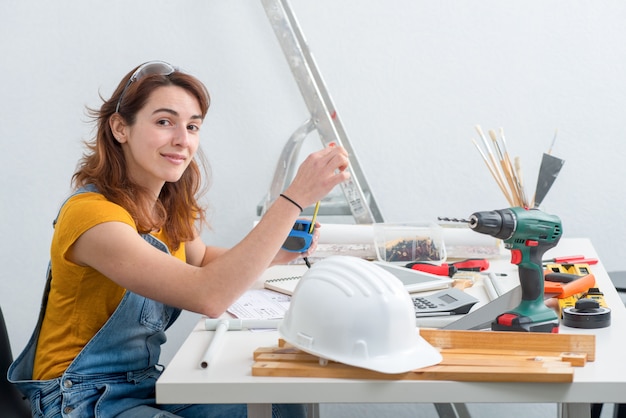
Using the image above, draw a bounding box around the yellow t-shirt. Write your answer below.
[32,192,186,380]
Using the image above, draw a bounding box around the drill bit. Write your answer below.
[438,217,469,223]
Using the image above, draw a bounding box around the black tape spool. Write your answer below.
[562,298,611,329]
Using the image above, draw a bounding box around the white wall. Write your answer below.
[2,0,625,375]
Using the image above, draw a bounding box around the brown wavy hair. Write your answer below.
[73,63,211,251]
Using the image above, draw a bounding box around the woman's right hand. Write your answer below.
[283,145,351,209]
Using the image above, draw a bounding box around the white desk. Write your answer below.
[156,238,626,418]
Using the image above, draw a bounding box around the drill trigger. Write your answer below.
[510,249,522,265]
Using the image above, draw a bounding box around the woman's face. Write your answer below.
[117,85,203,195]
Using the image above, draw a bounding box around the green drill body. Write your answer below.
[468,207,563,332]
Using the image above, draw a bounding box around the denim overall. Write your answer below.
[8,186,304,418]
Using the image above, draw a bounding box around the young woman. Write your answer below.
[9,61,350,417]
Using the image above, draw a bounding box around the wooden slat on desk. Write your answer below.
[252,349,575,383]
[255,330,596,383]
[419,329,596,361]
[254,347,584,368]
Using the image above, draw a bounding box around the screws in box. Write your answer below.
[384,238,441,262]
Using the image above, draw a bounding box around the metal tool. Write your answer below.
[467,207,563,332]
[543,255,598,265]
[442,285,522,330]
[406,259,490,277]
[533,153,565,208]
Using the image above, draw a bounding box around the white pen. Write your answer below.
[487,272,505,297]
[204,318,281,331]
[200,319,230,369]
[483,274,499,301]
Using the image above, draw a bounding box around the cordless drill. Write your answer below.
[468,207,563,333]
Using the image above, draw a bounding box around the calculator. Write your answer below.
[412,287,479,317]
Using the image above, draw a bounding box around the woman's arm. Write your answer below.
[69,145,349,317]
[184,220,320,270]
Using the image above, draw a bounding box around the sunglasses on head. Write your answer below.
[115,60,177,113]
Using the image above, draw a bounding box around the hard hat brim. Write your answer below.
[283,327,443,374]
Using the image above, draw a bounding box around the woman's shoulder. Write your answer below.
[56,191,136,231]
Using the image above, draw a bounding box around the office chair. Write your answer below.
[0,305,31,418]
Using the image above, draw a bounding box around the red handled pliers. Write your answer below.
[405,258,490,277]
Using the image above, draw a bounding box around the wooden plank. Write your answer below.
[252,360,574,383]
[561,353,588,367]
[263,345,587,367]
[276,330,595,362]
[442,352,586,367]
[254,347,577,368]
[438,347,577,357]
[253,346,315,362]
[438,349,587,366]
[260,329,594,382]
[419,329,595,361]
[439,354,573,368]
[252,344,576,382]
[412,364,573,383]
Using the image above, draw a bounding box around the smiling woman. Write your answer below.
[111,86,204,200]
[7,61,351,418]
[78,62,211,248]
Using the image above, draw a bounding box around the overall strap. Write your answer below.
[37,186,100,337]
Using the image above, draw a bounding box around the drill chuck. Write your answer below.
[468,209,516,240]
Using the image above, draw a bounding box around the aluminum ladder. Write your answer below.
[257,2,474,418]
[257,0,384,224]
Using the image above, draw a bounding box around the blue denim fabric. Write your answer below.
[8,187,305,418]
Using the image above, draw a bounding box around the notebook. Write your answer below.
[264,261,453,296]
[264,276,303,296]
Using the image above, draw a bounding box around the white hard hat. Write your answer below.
[279,255,442,374]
